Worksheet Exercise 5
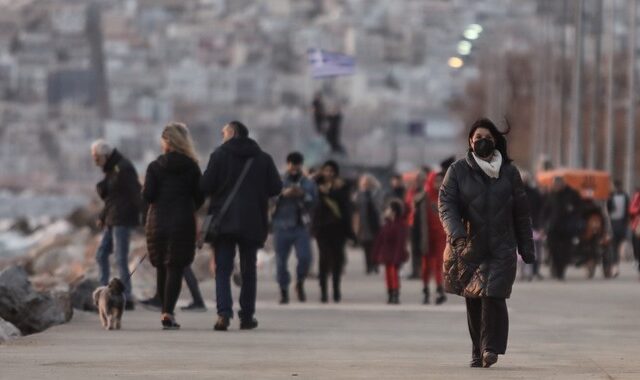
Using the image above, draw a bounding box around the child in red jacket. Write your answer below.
[374,199,408,304]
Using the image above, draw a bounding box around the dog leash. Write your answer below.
[127,253,147,279]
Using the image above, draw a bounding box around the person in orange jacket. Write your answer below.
[422,171,447,304]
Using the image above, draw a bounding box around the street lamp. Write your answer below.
[468,24,483,34]
[448,57,464,69]
[457,41,472,55]
[463,29,479,40]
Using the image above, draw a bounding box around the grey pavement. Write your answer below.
[2,250,640,380]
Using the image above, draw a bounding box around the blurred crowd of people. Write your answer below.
[89,117,640,333]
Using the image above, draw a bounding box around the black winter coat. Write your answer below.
[96,150,142,227]
[312,179,354,242]
[142,152,204,267]
[438,152,534,299]
[542,186,583,239]
[200,137,282,246]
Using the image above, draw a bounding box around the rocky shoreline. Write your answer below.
[0,202,216,343]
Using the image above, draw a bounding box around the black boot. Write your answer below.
[391,290,400,305]
[279,288,289,305]
[295,281,306,302]
[332,275,341,303]
[320,277,328,303]
[387,289,393,304]
[422,286,430,305]
[435,285,447,305]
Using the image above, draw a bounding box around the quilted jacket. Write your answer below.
[438,151,534,298]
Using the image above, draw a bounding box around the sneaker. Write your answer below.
[213,316,230,331]
[180,302,207,312]
[482,351,498,368]
[239,318,258,330]
[161,315,180,330]
[470,357,482,368]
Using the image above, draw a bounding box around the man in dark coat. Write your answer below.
[91,140,141,309]
[607,179,630,275]
[523,172,544,280]
[542,177,583,280]
[200,121,282,331]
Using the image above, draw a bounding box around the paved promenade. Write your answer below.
[2,252,640,379]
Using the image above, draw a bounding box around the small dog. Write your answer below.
[92,278,126,330]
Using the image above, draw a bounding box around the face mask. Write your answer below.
[473,138,495,158]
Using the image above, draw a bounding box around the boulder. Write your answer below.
[70,277,100,312]
[0,317,21,343]
[0,266,73,335]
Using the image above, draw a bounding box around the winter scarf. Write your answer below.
[472,150,503,179]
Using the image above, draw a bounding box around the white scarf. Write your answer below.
[472,150,503,179]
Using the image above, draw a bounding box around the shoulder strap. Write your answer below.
[213,157,254,224]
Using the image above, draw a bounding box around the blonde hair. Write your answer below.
[359,173,381,191]
[161,122,199,163]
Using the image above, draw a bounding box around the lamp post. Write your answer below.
[625,0,637,193]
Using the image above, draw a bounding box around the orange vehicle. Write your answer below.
[537,169,611,200]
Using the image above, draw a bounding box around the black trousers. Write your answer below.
[547,237,572,280]
[316,234,346,299]
[157,265,184,315]
[410,229,423,277]
[633,235,640,272]
[361,241,377,273]
[465,297,509,357]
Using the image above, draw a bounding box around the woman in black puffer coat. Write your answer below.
[438,118,534,368]
[143,122,204,329]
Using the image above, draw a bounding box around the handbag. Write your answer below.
[197,158,254,249]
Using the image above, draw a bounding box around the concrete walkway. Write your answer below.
[2,252,640,379]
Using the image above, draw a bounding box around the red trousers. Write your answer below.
[385,265,400,290]
[421,254,443,286]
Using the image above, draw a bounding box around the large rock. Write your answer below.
[70,277,100,312]
[0,317,21,343]
[0,266,73,335]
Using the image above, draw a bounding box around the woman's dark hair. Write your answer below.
[389,199,404,218]
[468,118,512,163]
[322,160,340,176]
[228,120,249,138]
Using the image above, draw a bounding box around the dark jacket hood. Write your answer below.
[157,151,196,173]
[103,149,123,173]
[220,137,261,158]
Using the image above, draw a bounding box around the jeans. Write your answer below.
[274,226,312,290]
[96,226,132,299]
[214,237,258,320]
[183,266,205,305]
